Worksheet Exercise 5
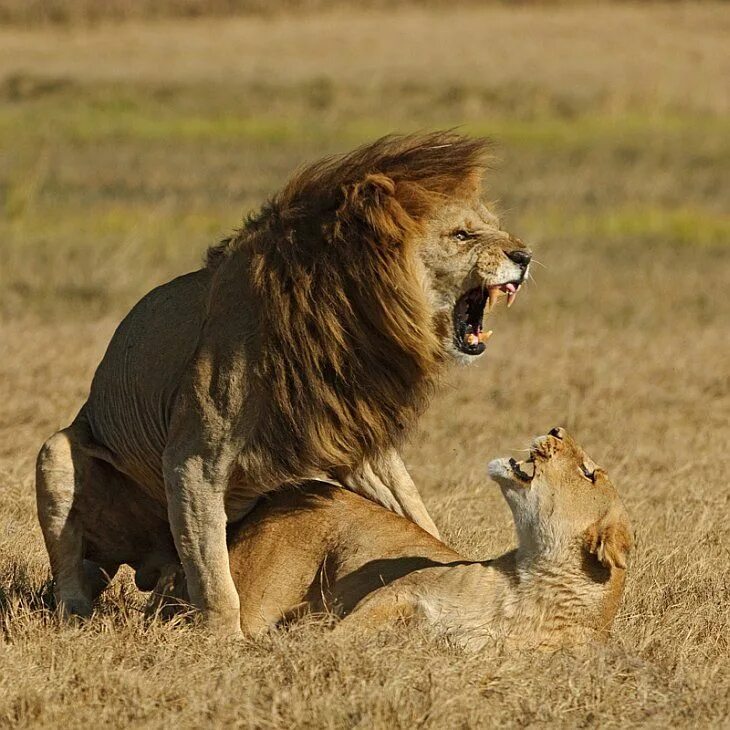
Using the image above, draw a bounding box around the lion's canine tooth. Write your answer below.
[487,288,499,311]
[466,333,479,347]
[507,291,517,308]
[478,330,493,343]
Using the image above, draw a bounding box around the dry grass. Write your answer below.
[1,3,729,727]
[0,0,703,26]
[2,4,728,114]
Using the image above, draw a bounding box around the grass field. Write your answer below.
[1,3,729,727]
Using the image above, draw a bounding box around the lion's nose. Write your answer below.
[549,426,566,440]
[506,249,532,267]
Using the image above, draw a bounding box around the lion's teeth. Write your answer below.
[466,333,479,347]
[507,291,517,308]
[478,330,493,343]
[487,288,499,311]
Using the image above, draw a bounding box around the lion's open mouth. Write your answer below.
[453,282,523,356]
[509,457,535,482]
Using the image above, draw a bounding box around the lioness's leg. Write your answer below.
[334,448,440,539]
[337,584,416,631]
[36,427,93,617]
[163,452,241,636]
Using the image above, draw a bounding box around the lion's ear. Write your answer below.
[341,173,418,245]
[583,508,633,571]
[351,173,396,206]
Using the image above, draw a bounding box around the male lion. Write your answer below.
[36,132,531,634]
[156,428,632,647]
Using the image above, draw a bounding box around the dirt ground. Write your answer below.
[1,3,728,727]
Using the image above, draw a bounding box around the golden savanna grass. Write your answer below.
[1,3,728,727]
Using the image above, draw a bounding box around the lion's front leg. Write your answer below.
[163,450,241,636]
[334,448,440,539]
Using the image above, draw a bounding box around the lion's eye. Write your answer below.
[580,464,596,483]
[453,229,471,241]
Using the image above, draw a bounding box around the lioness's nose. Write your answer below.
[507,249,532,267]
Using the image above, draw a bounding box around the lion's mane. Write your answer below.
[205,132,491,482]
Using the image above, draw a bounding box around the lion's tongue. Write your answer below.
[487,282,520,311]
[465,330,493,347]
[505,283,517,308]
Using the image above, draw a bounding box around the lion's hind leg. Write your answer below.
[35,424,95,618]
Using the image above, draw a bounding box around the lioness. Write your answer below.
[36,133,532,634]
[155,428,632,647]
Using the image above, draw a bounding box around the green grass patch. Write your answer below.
[464,114,730,149]
[0,201,229,318]
[2,87,728,150]
[526,205,730,249]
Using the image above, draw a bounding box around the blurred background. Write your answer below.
[1,2,728,726]
[2,1,727,321]
[2,0,727,471]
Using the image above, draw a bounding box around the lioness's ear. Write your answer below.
[340,173,418,245]
[583,508,633,570]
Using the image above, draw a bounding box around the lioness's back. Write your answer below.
[227,483,460,630]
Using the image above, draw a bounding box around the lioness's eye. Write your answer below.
[580,464,596,483]
[453,229,471,241]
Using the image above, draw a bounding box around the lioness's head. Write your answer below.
[419,198,531,362]
[488,428,633,573]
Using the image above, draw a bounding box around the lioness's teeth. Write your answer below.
[487,288,500,311]
[507,291,517,308]
[478,330,493,343]
[466,333,479,347]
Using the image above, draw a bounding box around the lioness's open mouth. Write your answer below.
[453,282,523,355]
[509,457,535,482]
